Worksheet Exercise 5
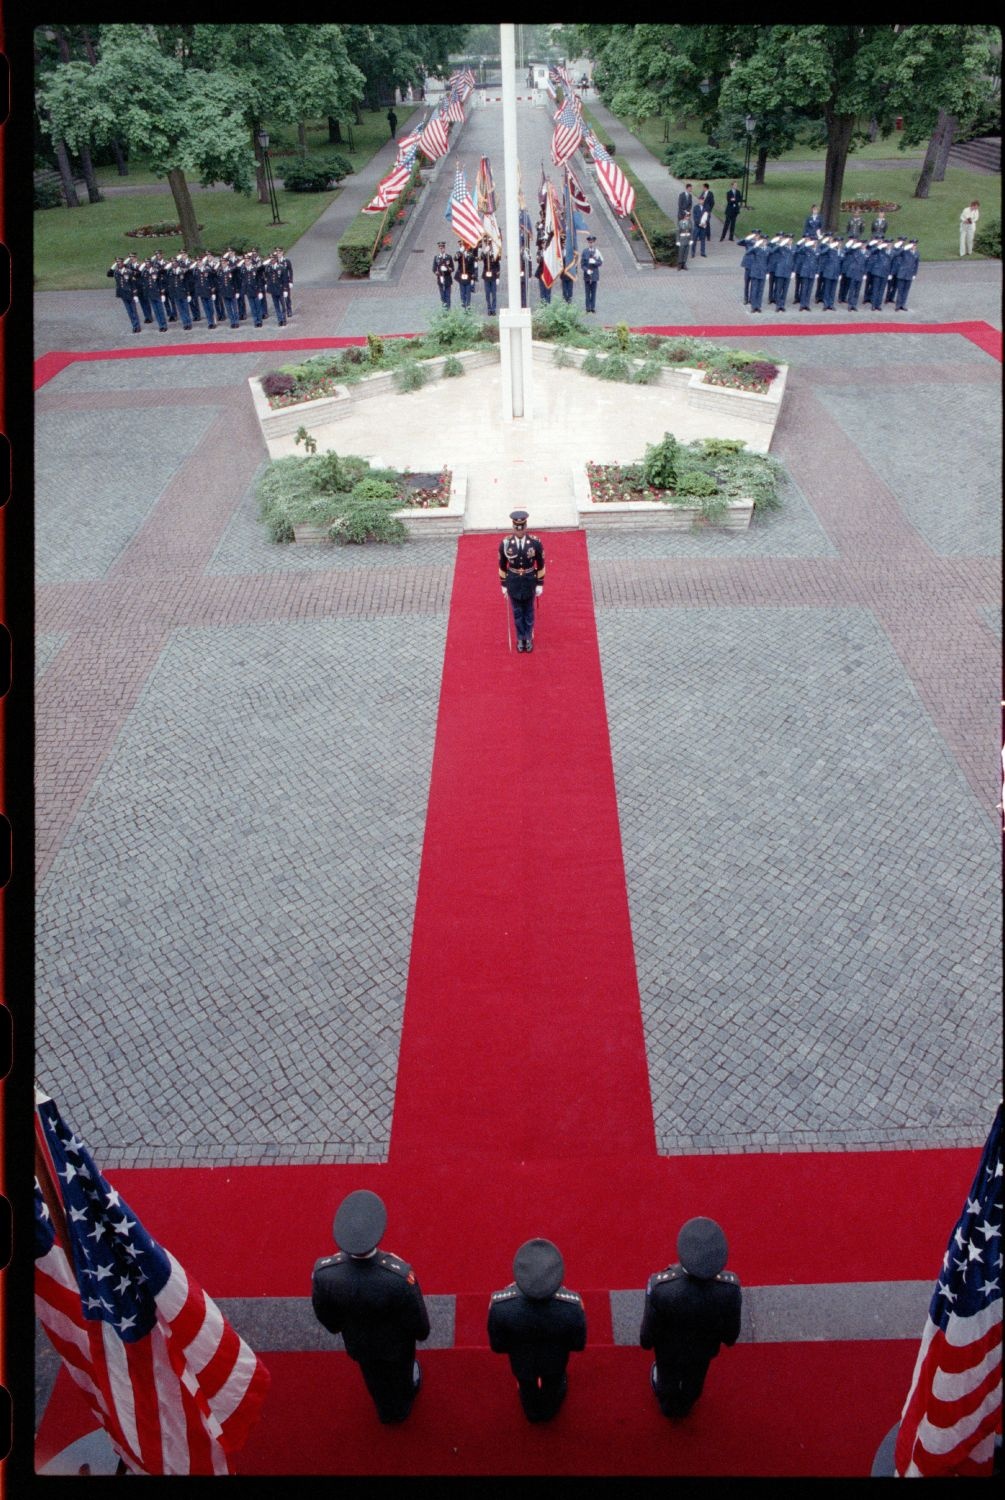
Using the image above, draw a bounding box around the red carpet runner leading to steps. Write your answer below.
[390,530,656,1166]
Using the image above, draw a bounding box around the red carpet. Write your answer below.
[390,531,655,1165]
[37,1343,919,1476]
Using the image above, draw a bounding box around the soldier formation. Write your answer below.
[738,216,919,313]
[107,247,293,334]
[312,1191,742,1426]
[434,225,602,314]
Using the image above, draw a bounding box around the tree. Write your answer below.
[888,26,999,198]
[38,25,257,253]
[341,25,467,112]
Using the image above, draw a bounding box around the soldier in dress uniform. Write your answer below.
[840,238,866,311]
[676,216,693,269]
[454,238,478,310]
[138,257,169,331]
[480,237,500,315]
[741,233,769,313]
[793,236,818,310]
[640,1216,742,1419]
[311,1190,430,1425]
[264,253,288,326]
[487,1238,586,1422]
[499,509,545,653]
[803,204,823,240]
[534,246,552,303]
[893,238,919,311]
[166,255,194,330]
[433,241,454,308]
[580,234,603,313]
[108,257,142,333]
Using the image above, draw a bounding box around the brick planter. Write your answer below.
[572,466,754,531]
[291,468,468,542]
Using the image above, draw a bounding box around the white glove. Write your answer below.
[535,586,543,597]
[501,585,507,594]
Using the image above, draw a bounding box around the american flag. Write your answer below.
[395,127,423,162]
[895,1103,1002,1476]
[34,1090,270,1475]
[448,68,475,98]
[584,128,636,218]
[418,113,450,162]
[363,146,415,213]
[444,93,465,125]
[551,99,583,167]
[446,166,485,249]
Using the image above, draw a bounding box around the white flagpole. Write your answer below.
[499,22,532,421]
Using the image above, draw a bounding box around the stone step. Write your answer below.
[463,461,578,532]
[948,135,1000,173]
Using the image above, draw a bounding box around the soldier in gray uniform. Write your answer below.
[311,1190,430,1424]
[488,1238,587,1422]
[640,1216,741,1419]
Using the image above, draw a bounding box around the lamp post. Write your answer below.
[256,129,283,227]
[740,114,756,213]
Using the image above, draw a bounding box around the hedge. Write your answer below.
[278,152,354,192]
[338,157,423,277]
[664,145,745,180]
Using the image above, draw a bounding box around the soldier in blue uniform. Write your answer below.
[455,239,478,310]
[165,256,194,330]
[488,1238,587,1422]
[865,237,892,310]
[138,258,169,331]
[581,234,603,313]
[884,238,904,305]
[768,234,794,311]
[793,236,818,310]
[311,1190,430,1425]
[871,211,888,239]
[840,238,866,311]
[499,509,545,652]
[640,1217,742,1419]
[240,254,265,328]
[742,233,769,312]
[817,235,841,310]
[737,228,760,302]
[480,237,500,315]
[803,204,823,240]
[275,247,294,318]
[720,182,741,242]
[107,257,142,333]
[264,253,288,326]
[433,241,453,308]
[893,238,919,310]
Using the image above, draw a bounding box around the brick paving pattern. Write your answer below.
[31,96,1001,1165]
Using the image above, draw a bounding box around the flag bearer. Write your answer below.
[499,509,545,653]
[581,233,603,313]
[454,238,478,309]
[488,1239,587,1422]
[433,241,454,308]
[480,237,500,315]
[640,1217,742,1419]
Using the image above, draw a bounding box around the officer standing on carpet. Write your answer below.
[488,1238,587,1422]
[311,1190,430,1424]
[499,509,545,652]
[640,1216,742,1419]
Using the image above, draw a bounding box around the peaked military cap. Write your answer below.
[586,234,596,241]
[509,509,529,524]
[677,1216,728,1279]
[333,1189,387,1256]
[513,1237,564,1299]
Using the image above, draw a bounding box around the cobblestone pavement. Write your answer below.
[32,102,1001,1166]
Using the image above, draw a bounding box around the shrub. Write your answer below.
[674,469,718,498]
[261,372,297,397]
[442,355,465,378]
[630,360,662,385]
[331,480,407,544]
[339,242,373,278]
[593,352,633,381]
[366,332,385,363]
[551,346,574,368]
[663,145,744,179]
[342,344,367,364]
[532,300,592,343]
[700,438,746,459]
[648,228,677,265]
[424,306,483,353]
[279,154,353,192]
[643,433,681,490]
[614,321,631,352]
[394,362,427,393]
[974,217,1000,259]
[34,178,63,210]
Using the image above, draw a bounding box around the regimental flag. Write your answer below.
[33,1089,270,1475]
[482,212,502,260]
[894,1103,1003,1477]
[475,155,496,217]
[567,164,592,216]
[418,112,450,162]
[446,166,485,250]
[363,144,416,213]
[538,181,564,290]
[551,98,584,167]
[562,167,585,280]
[584,128,636,218]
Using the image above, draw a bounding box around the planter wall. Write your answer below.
[572,466,754,531]
[292,467,468,543]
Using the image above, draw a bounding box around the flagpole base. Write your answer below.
[499,307,533,421]
[870,1423,899,1476]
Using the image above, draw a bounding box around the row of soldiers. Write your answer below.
[432,238,501,313]
[738,230,920,313]
[107,248,294,333]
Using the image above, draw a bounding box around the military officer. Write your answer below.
[846,211,864,239]
[817,235,842,310]
[767,233,794,311]
[264,253,288,326]
[737,228,760,301]
[865,237,893,310]
[454,239,478,310]
[893,238,919,310]
[239,253,265,328]
[488,1238,586,1422]
[107,257,142,333]
[793,235,818,310]
[433,241,454,308]
[165,255,194,330]
[803,204,823,240]
[138,257,169,331]
[676,216,693,269]
[871,211,888,239]
[720,182,741,242]
[581,234,603,313]
[640,1216,742,1419]
[741,233,769,312]
[840,237,866,311]
[311,1190,430,1425]
[499,509,545,652]
[480,238,500,315]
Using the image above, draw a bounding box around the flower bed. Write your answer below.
[579,435,784,532]
[840,198,899,213]
[126,223,203,239]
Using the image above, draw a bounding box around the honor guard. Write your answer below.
[640,1216,742,1419]
[803,204,823,240]
[488,1238,587,1422]
[499,509,545,653]
[676,216,693,269]
[433,241,454,308]
[581,234,603,313]
[454,239,478,310]
[480,237,500,315]
[108,257,142,333]
[311,1190,430,1425]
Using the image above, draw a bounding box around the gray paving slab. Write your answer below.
[814,381,1002,556]
[216,1294,456,1352]
[42,353,266,391]
[35,405,220,584]
[597,604,1001,1154]
[35,632,68,683]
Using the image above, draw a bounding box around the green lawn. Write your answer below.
[35,188,337,290]
[604,113,995,260]
[40,107,416,290]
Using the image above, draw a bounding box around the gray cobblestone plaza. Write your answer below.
[33,96,1001,1169]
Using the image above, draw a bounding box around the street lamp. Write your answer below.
[256,129,283,227]
[740,114,756,213]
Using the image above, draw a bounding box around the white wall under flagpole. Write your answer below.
[498,22,533,422]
